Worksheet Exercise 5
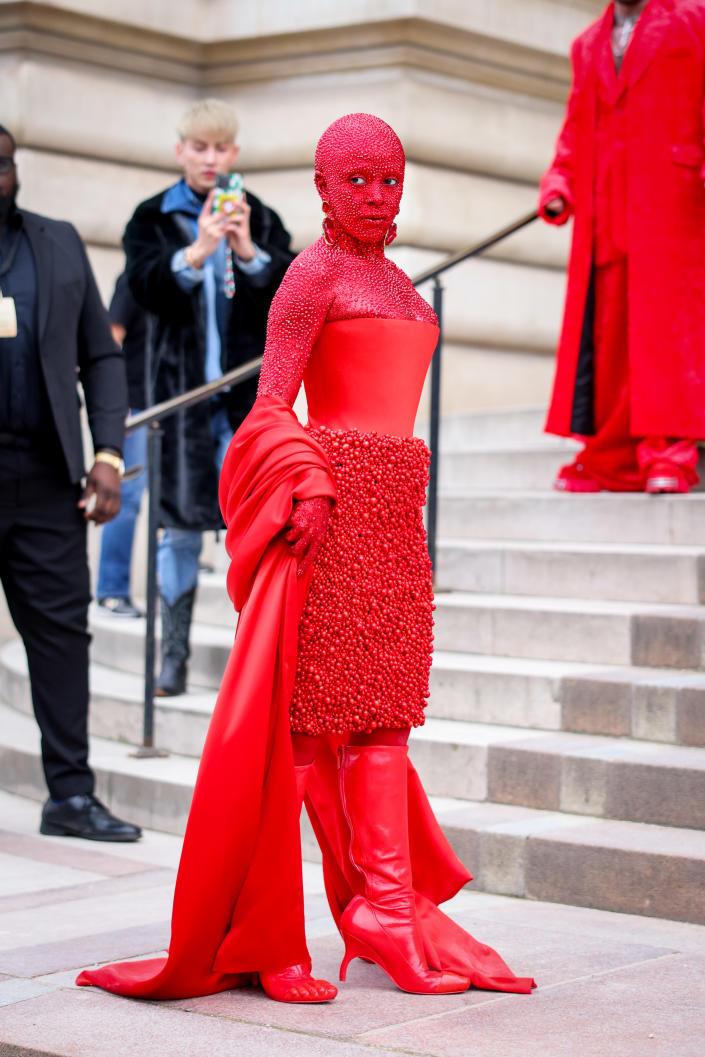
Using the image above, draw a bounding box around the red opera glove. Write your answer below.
[285,496,332,576]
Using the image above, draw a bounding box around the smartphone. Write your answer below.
[213,172,244,216]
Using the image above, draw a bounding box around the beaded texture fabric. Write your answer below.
[257,113,437,736]
[290,427,434,735]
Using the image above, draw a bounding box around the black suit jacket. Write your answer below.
[18,209,127,483]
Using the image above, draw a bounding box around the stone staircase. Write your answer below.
[2,406,705,925]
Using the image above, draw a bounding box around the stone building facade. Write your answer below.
[1,0,604,411]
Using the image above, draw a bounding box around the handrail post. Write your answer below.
[427,277,444,584]
[131,420,167,757]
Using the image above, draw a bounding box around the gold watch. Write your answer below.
[94,450,125,477]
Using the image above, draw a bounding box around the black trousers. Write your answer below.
[0,444,94,799]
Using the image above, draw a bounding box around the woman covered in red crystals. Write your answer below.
[77,114,535,1004]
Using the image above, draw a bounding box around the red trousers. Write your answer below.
[569,259,699,491]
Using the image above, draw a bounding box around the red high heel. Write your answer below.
[259,762,338,1003]
[338,745,469,995]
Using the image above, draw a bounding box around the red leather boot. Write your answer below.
[259,763,338,1003]
[292,762,313,807]
[338,745,469,994]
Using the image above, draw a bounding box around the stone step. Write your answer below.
[197,537,705,619]
[439,446,577,490]
[409,717,705,830]
[0,641,211,757]
[426,651,705,747]
[4,639,703,832]
[99,592,636,680]
[433,592,705,668]
[435,538,705,604]
[0,701,199,837]
[87,606,234,690]
[199,535,705,613]
[432,406,550,450]
[0,638,209,759]
[191,584,705,671]
[438,490,705,545]
[1,704,702,924]
[430,799,705,925]
[4,639,703,757]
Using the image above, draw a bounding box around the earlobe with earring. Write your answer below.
[384,223,397,247]
[322,201,336,246]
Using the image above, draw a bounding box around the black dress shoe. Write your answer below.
[40,794,142,842]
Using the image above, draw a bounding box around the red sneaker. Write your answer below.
[553,462,602,493]
[645,462,691,494]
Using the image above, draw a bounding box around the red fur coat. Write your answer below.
[539,0,705,438]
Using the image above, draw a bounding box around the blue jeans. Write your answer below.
[96,416,147,599]
[157,404,233,605]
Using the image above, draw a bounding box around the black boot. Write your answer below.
[156,588,195,696]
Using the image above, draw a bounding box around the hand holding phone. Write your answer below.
[212,172,244,216]
[188,189,227,267]
[215,174,257,262]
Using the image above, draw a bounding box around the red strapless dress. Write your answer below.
[291,318,438,735]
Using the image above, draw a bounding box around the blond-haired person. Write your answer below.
[123,99,294,695]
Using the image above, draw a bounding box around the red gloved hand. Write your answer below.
[285,496,332,576]
[541,194,570,225]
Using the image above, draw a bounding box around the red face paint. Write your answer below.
[315,113,405,245]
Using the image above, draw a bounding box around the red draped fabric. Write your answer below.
[76,396,336,997]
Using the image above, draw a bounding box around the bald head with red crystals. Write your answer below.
[314,113,405,246]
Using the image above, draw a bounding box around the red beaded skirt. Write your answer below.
[289,426,434,735]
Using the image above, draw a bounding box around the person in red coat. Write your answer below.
[539,0,705,493]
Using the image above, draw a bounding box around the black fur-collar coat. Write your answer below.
[123,186,294,530]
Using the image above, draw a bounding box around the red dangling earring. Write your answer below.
[384,222,397,246]
[322,201,336,246]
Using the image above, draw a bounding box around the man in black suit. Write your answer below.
[0,124,140,840]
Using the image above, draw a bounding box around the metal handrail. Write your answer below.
[130,208,539,752]
[411,210,539,288]
[126,359,262,432]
